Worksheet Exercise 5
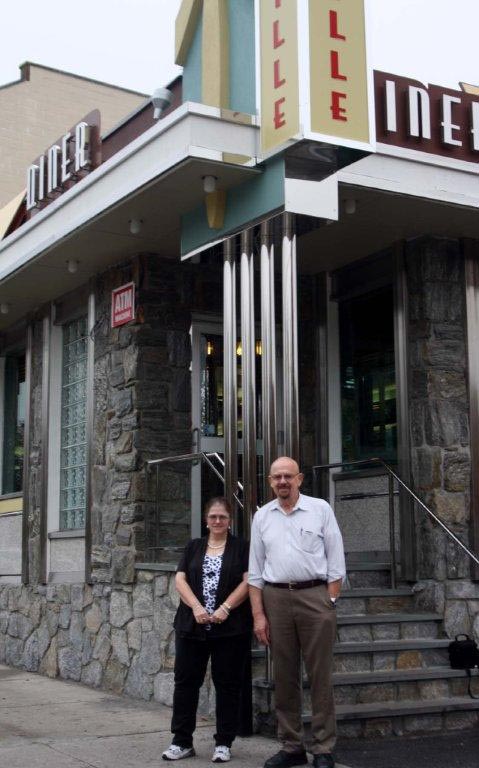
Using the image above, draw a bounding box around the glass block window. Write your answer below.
[60,317,88,529]
[2,354,26,494]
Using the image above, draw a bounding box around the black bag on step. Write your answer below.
[448,634,479,699]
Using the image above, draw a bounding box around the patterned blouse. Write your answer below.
[202,553,223,628]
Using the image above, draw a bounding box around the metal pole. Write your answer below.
[223,238,238,525]
[388,473,397,589]
[282,213,299,460]
[240,229,256,538]
[21,322,33,585]
[260,220,277,502]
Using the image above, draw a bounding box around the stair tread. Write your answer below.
[341,587,413,598]
[334,696,479,719]
[337,612,441,624]
[334,638,449,653]
[253,666,477,690]
[334,666,479,685]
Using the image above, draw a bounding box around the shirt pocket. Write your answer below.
[299,528,323,554]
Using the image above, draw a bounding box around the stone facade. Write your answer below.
[406,237,479,642]
[0,569,217,711]
[90,253,222,580]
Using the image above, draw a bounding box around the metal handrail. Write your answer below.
[147,450,244,510]
[313,458,479,584]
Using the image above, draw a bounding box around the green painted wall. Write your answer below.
[182,8,203,103]
[228,0,256,114]
[181,156,285,256]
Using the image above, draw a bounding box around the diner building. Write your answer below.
[0,0,478,736]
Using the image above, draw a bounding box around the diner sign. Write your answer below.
[258,0,374,157]
[26,110,101,212]
[111,282,135,328]
[375,70,479,165]
[259,0,300,154]
[309,0,371,145]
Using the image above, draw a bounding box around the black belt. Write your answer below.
[265,579,327,590]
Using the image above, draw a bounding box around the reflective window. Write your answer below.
[60,317,88,529]
[2,355,26,494]
[340,287,397,463]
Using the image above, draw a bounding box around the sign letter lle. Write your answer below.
[309,0,370,143]
[260,0,300,154]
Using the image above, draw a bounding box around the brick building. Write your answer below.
[0,62,147,208]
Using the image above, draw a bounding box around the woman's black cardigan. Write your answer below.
[173,533,252,640]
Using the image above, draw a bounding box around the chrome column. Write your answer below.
[223,238,238,525]
[240,229,256,536]
[282,213,299,460]
[260,220,277,499]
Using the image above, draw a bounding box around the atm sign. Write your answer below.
[111,282,135,328]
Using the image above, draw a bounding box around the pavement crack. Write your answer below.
[44,742,101,768]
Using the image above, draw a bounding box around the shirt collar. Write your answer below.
[270,493,306,515]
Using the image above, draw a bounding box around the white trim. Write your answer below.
[0,104,259,283]
[46,322,63,577]
[337,152,479,208]
[377,141,479,175]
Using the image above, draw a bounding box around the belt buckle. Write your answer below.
[288,582,297,590]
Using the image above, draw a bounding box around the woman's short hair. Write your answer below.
[204,496,233,517]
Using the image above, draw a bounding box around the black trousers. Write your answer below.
[171,633,250,748]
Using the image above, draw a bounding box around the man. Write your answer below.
[249,457,346,768]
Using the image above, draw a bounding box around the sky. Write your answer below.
[1,0,478,97]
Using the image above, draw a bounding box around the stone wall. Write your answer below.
[406,237,479,643]
[90,253,223,581]
[0,569,216,710]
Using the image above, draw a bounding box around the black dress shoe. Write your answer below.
[312,755,334,768]
[264,750,308,768]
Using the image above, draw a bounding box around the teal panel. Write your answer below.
[181,156,285,256]
[182,8,203,103]
[228,0,256,114]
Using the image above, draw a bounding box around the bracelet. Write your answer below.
[220,604,230,616]
[223,601,232,611]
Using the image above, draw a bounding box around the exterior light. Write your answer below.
[129,218,143,235]
[203,175,217,194]
[206,340,214,356]
[255,340,262,356]
[344,198,356,215]
[0,303,10,315]
[151,87,173,120]
[66,259,79,274]
[236,341,242,356]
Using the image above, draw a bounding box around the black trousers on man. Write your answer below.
[172,633,250,748]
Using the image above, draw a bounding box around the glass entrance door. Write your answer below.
[339,286,397,463]
[191,321,265,536]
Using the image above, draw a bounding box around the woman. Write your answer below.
[162,497,252,763]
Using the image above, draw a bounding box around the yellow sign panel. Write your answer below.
[260,0,300,154]
[309,0,370,143]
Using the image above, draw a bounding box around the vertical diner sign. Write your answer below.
[309,0,371,146]
[260,0,300,154]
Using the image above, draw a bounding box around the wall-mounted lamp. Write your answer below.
[206,340,214,356]
[203,175,217,194]
[236,341,242,357]
[0,302,10,315]
[344,198,357,215]
[66,259,79,274]
[151,87,173,120]
[129,218,143,235]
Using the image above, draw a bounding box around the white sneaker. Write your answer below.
[212,745,231,762]
[162,744,196,760]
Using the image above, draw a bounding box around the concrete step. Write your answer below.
[337,588,414,616]
[336,612,442,643]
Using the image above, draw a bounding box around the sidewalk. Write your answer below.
[0,665,350,768]
[1,664,478,768]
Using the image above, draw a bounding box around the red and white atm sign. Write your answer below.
[111,282,135,328]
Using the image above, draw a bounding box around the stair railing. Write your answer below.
[313,457,479,587]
